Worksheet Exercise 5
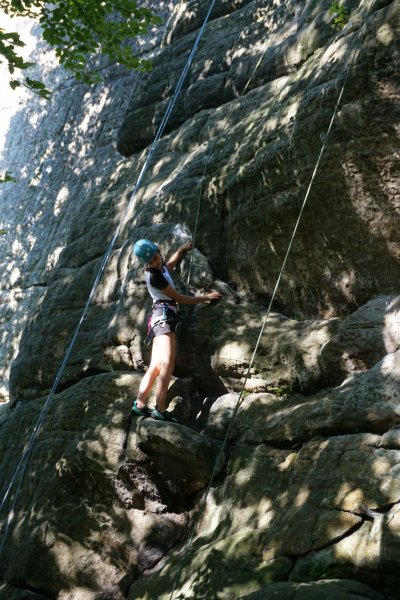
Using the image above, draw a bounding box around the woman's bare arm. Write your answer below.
[161,284,222,305]
[166,241,193,272]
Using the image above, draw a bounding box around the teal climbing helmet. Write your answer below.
[133,239,158,263]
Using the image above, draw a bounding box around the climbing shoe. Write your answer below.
[151,408,178,423]
[132,401,152,418]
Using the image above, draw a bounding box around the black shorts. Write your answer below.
[150,303,180,337]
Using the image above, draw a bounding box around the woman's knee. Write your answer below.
[147,360,161,376]
[159,355,174,373]
[149,334,174,372]
[149,355,173,373]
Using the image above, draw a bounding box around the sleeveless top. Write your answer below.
[145,265,175,303]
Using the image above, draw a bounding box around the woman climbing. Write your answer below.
[132,238,222,422]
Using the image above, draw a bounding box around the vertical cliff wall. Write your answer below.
[2,0,399,405]
[0,2,179,402]
[0,0,399,599]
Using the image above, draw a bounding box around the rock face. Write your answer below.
[117,0,400,318]
[0,373,224,599]
[0,4,179,402]
[1,0,400,599]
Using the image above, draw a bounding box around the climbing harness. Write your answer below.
[145,300,181,345]
[0,0,219,559]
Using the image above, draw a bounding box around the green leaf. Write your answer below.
[328,1,350,30]
[25,76,47,89]
[0,171,18,184]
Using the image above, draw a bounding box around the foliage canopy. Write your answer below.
[0,0,161,98]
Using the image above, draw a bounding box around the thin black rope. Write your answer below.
[185,0,288,293]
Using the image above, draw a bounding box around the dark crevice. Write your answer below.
[286,518,365,561]
[233,437,304,452]
[346,592,380,599]
[15,580,55,599]
[311,518,365,554]
[368,441,400,451]
[336,506,376,521]
[314,427,400,442]
[237,428,400,452]
[337,501,400,519]
[56,366,130,392]
[153,409,398,454]
[121,411,134,460]
[286,554,298,581]
[21,282,48,289]
[58,245,121,271]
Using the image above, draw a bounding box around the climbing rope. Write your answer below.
[169,0,376,597]
[0,0,219,558]
[184,0,289,293]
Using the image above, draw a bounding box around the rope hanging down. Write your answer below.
[185,0,288,293]
[169,1,376,597]
[184,0,327,291]
[0,0,219,558]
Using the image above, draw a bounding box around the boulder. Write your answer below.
[128,530,293,600]
[0,373,189,600]
[319,295,400,386]
[291,520,385,588]
[195,306,341,393]
[204,349,400,444]
[126,429,400,599]
[133,416,226,496]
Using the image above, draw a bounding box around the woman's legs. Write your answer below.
[154,333,176,411]
[135,332,176,411]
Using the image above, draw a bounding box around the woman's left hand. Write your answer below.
[205,291,223,301]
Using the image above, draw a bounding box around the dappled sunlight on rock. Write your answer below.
[383,297,400,351]
[45,249,64,275]
[380,350,400,376]
[294,486,310,508]
[7,266,21,287]
[372,455,392,476]
[54,186,69,216]
[376,22,395,45]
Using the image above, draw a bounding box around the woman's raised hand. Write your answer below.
[180,240,193,254]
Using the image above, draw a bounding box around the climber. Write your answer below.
[132,238,222,422]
